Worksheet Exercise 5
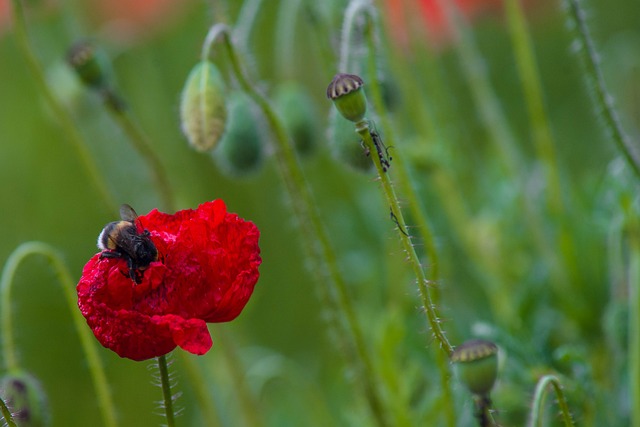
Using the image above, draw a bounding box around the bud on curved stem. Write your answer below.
[180,60,228,152]
[0,370,49,427]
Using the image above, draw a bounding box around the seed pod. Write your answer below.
[213,91,264,177]
[273,82,318,157]
[327,109,373,172]
[326,73,367,123]
[180,60,227,152]
[0,370,50,427]
[451,339,499,396]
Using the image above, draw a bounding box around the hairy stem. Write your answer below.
[563,0,640,179]
[528,375,575,427]
[356,121,453,356]
[0,395,18,427]
[157,355,176,427]
[0,242,117,427]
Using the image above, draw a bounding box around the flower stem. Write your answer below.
[100,91,175,211]
[348,4,454,424]
[0,395,17,427]
[157,355,176,427]
[563,0,640,179]
[625,202,640,427]
[435,0,523,176]
[9,0,118,214]
[355,120,454,356]
[0,242,118,427]
[527,375,575,427]
[202,23,393,426]
[504,0,564,217]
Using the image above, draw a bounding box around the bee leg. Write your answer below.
[100,250,122,260]
[126,257,140,283]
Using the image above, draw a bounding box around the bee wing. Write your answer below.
[120,204,139,222]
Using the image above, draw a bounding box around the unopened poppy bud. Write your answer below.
[451,339,499,396]
[180,60,227,152]
[326,73,367,123]
[327,110,373,172]
[213,92,264,176]
[0,370,50,427]
[274,82,318,156]
[66,40,110,89]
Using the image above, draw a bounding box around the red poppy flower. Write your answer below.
[77,200,261,361]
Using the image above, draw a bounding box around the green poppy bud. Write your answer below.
[326,73,367,123]
[327,109,373,172]
[273,82,318,157]
[66,40,111,89]
[451,339,499,396]
[213,92,264,177]
[0,370,50,427]
[180,60,227,152]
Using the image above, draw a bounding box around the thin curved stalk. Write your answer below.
[0,395,17,427]
[102,97,175,211]
[0,242,117,427]
[528,375,575,427]
[356,120,453,357]
[563,0,640,179]
[10,0,117,214]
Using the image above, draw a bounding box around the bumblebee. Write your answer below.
[98,204,158,283]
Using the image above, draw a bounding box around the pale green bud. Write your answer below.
[180,60,227,152]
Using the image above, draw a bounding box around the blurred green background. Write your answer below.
[1,0,639,425]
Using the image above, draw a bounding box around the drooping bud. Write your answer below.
[179,60,227,152]
[451,339,499,396]
[274,82,318,157]
[0,370,50,427]
[66,40,111,90]
[327,109,373,172]
[326,73,367,123]
[213,91,264,177]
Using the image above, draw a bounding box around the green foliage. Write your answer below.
[1,0,638,425]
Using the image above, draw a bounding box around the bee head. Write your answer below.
[135,233,158,267]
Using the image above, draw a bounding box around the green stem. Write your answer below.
[503,0,564,217]
[157,355,176,427]
[527,375,575,427]
[217,330,266,427]
[101,92,175,211]
[9,0,117,214]
[0,242,117,427]
[356,120,453,357]
[359,0,441,295]
[178,353,222,427]
[0,395,17,427]
[202,23,392,427]
[275,0,302,78]
[234,0,266,49]
[349,4,454,425]
[563,0,640,179]
[434,0,522,176]
[626,204,640,427]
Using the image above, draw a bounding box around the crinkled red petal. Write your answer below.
[77,200,260,361]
